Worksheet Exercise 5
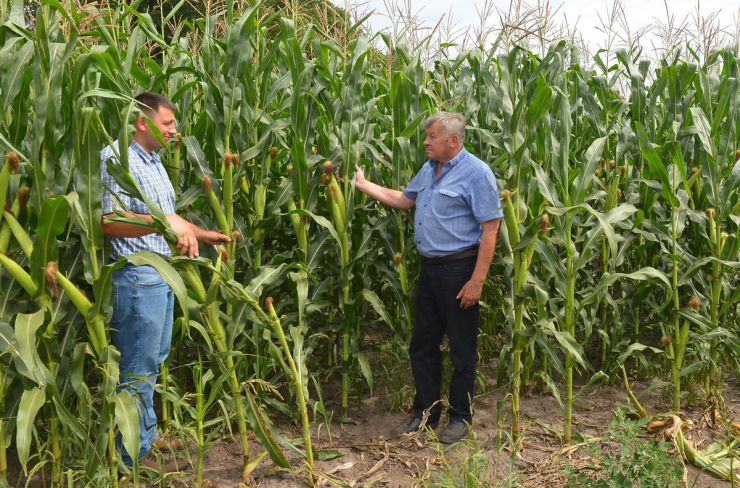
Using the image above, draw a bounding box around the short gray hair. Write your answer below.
[424,112,465,143]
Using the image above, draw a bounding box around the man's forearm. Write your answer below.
[470,219,500,283]
[101,212,156,238]
[355,179,415,210]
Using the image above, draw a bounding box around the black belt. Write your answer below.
[424,247,479,264]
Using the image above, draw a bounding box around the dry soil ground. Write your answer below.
[149,372,739,488]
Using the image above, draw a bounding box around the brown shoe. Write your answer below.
[152,436,185,452]
[140,453,180,473]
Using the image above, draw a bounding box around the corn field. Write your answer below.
[0,0,738,486]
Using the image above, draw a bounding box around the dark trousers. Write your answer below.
[410,256,479,423]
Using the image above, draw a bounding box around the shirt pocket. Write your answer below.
[438,188,460,198]
[432,187,466,217]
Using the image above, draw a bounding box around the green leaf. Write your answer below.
[242,387,291,468]
[91,260,127,322]
[525,78,552,123]
[689,107,715,158]
[30,196,69,297]
[591,267,671,299]
[574,371,609,400]
[72,106,105,283]
[0,321,16,355]
[302,210,343,250]
[126,252,189,322]
[536,240,566,285]
[115,390,141,464]
[547,203,625,266]
[14,310,50,386]
[676,310,714,331]
[571,136,607,204]
[537,320,586,368]
[361,289,392,326]
[533,162,562,207]
[315,449,344,461]
[356,352,373,390]
[617,342,664,366]
[246,265,286,297]
[635,123,680,207]
[539,373,564,411]
[187,320,214,353]
[16,387,46,473]
[289,271,308,327]
[50,394,89,446]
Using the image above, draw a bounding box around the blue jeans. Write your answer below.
[111,264,174,465]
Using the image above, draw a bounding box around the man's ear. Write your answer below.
[134,115,149,132]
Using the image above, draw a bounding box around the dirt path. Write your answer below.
[169,375,739,488]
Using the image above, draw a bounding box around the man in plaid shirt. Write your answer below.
[101,92,230,468]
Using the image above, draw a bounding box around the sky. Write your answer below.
[336,0,740,55]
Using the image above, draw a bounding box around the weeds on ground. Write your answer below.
[564,408,684,487]
[416,429,518,488]
[417,433,490,488]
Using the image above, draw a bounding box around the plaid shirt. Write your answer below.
[101,140,176,260]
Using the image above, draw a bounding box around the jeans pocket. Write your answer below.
[133,266,164,288]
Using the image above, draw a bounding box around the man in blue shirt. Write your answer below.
[101,92,230,467]
[355,112,502,443]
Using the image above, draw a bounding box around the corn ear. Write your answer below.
[224,153,234,231]
[327,174,346,232]
[169,134,181,197]
[203,176,230,236]
[55,272,107,356]
[0,197,20,254]
[502,191,519,247]
[0,252,37,296]
[254,184,266,221]
[287,198,307,256]
[0,156,10,213]
[3,210,32,258]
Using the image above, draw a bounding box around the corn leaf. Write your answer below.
[30,196,69,297]
[16,386,45,473]
[114,389,141,464]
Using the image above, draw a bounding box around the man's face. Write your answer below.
[138,107,177,151]
[423,122,458,162]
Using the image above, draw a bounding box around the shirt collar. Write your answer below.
[427,147,467,169]
[131,140,159,165]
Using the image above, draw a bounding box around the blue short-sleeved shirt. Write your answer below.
[402,148,503,258]
[101,140,176,260]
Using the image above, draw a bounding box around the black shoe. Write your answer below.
[402,416,439,434]
[437,420,470,444]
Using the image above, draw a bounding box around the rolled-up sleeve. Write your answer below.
[403,165,429,201]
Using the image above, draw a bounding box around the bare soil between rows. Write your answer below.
[154,370,738,488]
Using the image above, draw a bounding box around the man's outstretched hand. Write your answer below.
[166,214,230,258]
[198,229,231,245]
